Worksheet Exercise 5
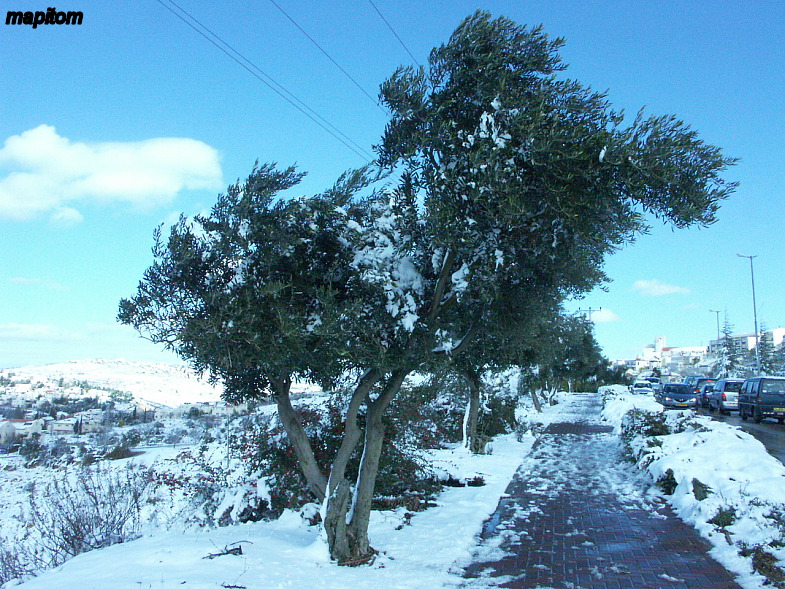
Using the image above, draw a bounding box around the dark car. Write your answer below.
[708,379,744,415]
[697,383,715,409]
[659,383,697,409]
[739,377,785,423]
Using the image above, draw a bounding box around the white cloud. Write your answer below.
[0,125,223,222]
[592,308,621,323]
[633,279,691,296]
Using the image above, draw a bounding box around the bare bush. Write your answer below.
[0,538,37,585]
[26,463,151,567]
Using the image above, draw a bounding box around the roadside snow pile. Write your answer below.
[601,385,785,589]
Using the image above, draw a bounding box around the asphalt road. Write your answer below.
[696,406,785,464]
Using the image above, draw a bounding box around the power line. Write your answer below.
[153,0,375,162]
[367,0,421,67]
[268,0,387,114]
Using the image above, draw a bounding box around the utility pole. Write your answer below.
[737,254,761,375]
[576,307,602,322]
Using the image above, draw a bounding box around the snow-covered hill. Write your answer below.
[1,359,223,408]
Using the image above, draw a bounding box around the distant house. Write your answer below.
[49,415,101,435]
[0,421,17,444]
[0,418,45,442]
[49,418,77,435]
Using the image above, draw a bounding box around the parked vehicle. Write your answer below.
[739,377,785,423]
[659,383,697,409]
[629,381,654,395]
[681,376,701,389]
[708,379,744,415]
[697,383,715,409]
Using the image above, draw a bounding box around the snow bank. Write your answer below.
[601,386,785,589]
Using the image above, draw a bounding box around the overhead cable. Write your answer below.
[153,0,375,162]
[367,0,421,67]
[268,0,387,114]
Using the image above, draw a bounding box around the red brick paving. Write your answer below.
[462,397,741,589]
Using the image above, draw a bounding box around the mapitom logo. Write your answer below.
[6,7,83,29]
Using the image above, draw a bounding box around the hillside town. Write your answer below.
[614,328,785,380]
[0,363,238,455]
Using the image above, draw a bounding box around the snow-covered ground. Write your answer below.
[5,385,785,588]
[2,434,539,589]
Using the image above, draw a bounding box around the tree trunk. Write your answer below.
[322,369,381,562]
[530,387,543,413]
[463,368,485,454]
[334,368,409,564]
[270,375,327,502]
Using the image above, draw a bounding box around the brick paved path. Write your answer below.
[462,393,740,589]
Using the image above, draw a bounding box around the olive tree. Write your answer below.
[120,11,736,566]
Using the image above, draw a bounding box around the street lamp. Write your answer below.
[709,309,721,352]
[737,254,760,374]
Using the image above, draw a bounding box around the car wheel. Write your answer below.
[754,408,764,423]
[740,407,748,421]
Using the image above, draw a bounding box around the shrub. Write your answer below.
[25,464,151,569]
[708,507,737,528]
[18,435,45,467]
[148,446,235,526]
[692,478,712,501]
[0,539,34,585]
[104,444,137,460]
[739,545,785,588]
[657,469,678,495]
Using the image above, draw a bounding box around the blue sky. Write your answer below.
[1,0,783,368]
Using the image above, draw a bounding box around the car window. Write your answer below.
[762,380,785,394]
[725,381,743,392]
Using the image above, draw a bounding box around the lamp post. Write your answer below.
[737,254,760,375]
[709,309,721,352]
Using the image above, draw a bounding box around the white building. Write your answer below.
[708,327,785,355]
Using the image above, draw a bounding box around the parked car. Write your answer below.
[629,381,654,395]
[688,378,716,407]
[681,376,700,389]
[739,376,785,423]
[697,383,715,409]
[708,379,744,415]
[659,383,697,409]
